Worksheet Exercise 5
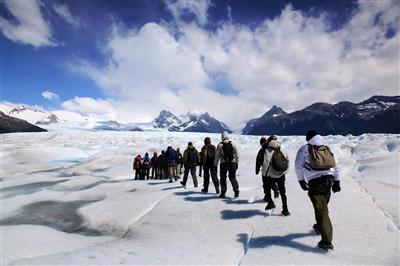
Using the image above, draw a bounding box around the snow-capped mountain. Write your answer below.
[171,112,232,133]
[153,110,182,129]
[153,110,232,133]
[0,102,116,131]
[0,103,60,125]
[36,114,61,125]
[243,95,400,135]
[0,102,104,127]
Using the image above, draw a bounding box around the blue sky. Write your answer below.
[0,0,399,129]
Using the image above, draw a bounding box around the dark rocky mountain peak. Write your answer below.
[358,95,400,106]
[242,105,287,134]
[0,111,47,134]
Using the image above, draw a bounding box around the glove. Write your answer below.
[299,180,309,191]
[332,181,341,193]
[273,185,280,198]
[255,168,260,175]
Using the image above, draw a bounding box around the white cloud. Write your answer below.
[52,3,80,28]
[0,0,55,47]
[164,0,211,26]
[62,97,118,121]
[41,91,59,100]
[69,1,399,131]
[68,22,211,123]
[61,96,152,123]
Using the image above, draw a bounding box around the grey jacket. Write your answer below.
[261,140,289,178]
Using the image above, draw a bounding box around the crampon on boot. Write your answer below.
[318,241,334,251]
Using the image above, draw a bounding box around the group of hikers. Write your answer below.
[133,147,184,181]
[132,129,341,251]
[132,131,239,197]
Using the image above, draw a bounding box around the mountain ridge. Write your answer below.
[243,95,400,135]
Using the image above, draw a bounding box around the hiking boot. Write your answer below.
[313,224,321,235]
[265,202,276,211]
[219,193,226,198]
[168,180,173,183]
[201,189,208,193]
[234,191,239,198]
[281,209,290,216]
[180,181,185,186]
[318,241,334,251]
[216,189,220,194]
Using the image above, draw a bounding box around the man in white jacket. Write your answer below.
[214,131,239,198]
[295,129,341,251]
[261,136,290,216]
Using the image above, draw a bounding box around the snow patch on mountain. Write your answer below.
[153,110,232,133]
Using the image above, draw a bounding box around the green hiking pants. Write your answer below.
[308,175,333,244]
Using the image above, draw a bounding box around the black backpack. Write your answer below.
[143,159,150,168]
[157,155,166,167]
[207,145,216,160]
[270,148,289,172]
[222,141,234,163]
[186,148,198,166]
[204,145,216,164]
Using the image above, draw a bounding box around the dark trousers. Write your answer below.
[163,167,168,179]
[143,168,150,180]
[219,163,239,194]
[264,175,288,211]
[134,169,141,180]
[262,175,279,199]
[182,166,198,187]
[308,175,333,244]
[203,165,219,192]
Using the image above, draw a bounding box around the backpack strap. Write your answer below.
[304,144,312,170]
[264,148,273,177]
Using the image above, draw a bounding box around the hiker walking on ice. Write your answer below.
[176,148,183,175]
[256,136,281,201]
[200,137,220,194]
[150,152,158,179]
[133,154,142,180]
[258,135,290,216]
[215,131,240,198]
[180,142,199,187]
[295,129,341,251]
[165,146,178,183]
